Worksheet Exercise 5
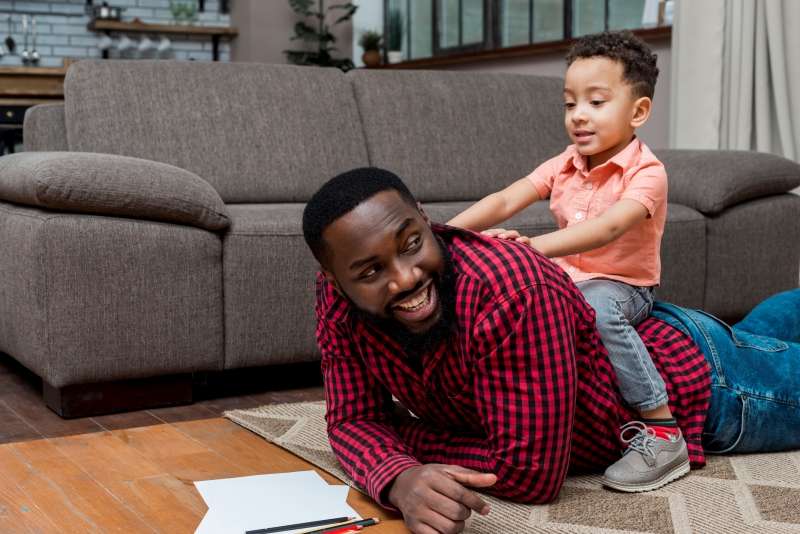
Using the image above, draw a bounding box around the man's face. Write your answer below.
[563,57,649,168]
[321,190,445,335]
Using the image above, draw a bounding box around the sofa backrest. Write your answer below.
[349,69,569,202]
[63,60,369,203]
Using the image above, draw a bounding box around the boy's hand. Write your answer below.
[483,228,538,248]
[481,228,519,240]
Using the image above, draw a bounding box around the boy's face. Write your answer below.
[563,57,651,168]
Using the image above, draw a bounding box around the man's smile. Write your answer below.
[391,280,439,326]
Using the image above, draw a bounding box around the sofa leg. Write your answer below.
[43,374,193,418]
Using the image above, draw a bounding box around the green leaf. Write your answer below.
[292,21,322,42]
[330,3,357,24]
[288,0,314,16]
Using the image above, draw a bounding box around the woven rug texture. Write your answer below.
[226,401,800,534]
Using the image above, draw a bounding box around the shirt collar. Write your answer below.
[563,136,641,174]
[606,136,641,170]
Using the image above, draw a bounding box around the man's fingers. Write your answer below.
[409,510,465,534]
[445,467,498,489]
[434,471,494,515]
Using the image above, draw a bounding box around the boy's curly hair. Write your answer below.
[566,30,659,99]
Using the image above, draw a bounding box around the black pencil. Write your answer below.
[245,516,354,534]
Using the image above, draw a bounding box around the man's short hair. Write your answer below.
[302,167,417,265]
[566,30,659,100]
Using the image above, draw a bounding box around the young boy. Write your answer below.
[448,31,687,492]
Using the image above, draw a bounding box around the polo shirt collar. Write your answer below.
[563,136,640,174]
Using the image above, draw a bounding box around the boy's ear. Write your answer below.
[630,96,652,129]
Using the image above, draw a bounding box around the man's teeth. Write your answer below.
[396,287,429,311]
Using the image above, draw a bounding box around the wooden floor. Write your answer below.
[0,354,406,533]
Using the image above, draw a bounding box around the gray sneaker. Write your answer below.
[602,421,690,493]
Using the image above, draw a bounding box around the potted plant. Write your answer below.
[358,30,382,67]
[386,9,404,63]
[284,0,358,72]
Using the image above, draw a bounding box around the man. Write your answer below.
[302,167,800,534]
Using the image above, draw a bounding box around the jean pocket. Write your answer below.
[693,309,788,352]
[703,389,746,454]
[624,288,654,325]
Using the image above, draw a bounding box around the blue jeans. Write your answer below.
[577,279,667,412]
[652,289,800,453]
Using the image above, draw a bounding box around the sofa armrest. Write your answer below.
[0,152,229,231]
[655,149,800,215]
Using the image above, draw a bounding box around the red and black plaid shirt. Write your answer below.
[316,225,711,506]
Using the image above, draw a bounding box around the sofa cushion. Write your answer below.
[704,194,800,320]
[222,204,320,368]
[349,69,570,202]
[0,202,224,386]
[0,152,230,231]
[656,149,800,215]
[64,60,369,203]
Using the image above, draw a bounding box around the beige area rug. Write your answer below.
[226,401,800,534]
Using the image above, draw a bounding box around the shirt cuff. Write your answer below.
[368,454,423,509]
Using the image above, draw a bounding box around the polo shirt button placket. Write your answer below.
[575,211,585,221]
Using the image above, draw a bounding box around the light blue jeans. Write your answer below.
[577,279,667,412]
[652,289,800,453]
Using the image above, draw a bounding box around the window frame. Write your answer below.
[382,0,667,64]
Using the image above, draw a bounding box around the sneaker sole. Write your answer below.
[601,459,691,493]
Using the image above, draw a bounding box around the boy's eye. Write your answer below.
[564,102,576,109]
[591,100,605,106]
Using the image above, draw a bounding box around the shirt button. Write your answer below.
[575,211,585,221]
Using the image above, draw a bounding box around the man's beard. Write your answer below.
[355,237,457,367]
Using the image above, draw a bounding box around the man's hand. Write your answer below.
[388,464,496,534]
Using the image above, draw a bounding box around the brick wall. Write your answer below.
[0,0,231,66]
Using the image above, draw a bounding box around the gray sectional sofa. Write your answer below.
[1,60,799,417]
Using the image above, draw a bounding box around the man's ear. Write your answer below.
[417,201,432,225]
[630,96,652,129]
[323,269,344,295]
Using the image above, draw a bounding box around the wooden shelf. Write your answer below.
[88,19,237,37]
[0,61,75,99]
[0,65,69,77]
[88,19,238,61]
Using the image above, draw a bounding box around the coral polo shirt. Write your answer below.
[526,137,667,287]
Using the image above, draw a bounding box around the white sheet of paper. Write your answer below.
[194,471,359,534]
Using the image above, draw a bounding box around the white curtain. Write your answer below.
[670,0,800,162]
